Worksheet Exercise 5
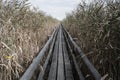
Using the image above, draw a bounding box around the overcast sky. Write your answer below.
[29,0,88,20]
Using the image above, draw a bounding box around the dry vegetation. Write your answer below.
[0,0,59,80]
[63,0,120,80]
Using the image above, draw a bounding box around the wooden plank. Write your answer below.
[37,28,58,80]
[63,29,85,80]
[62,36,74,80]
[20,28,57,80]
[47,28,60,80]
[57,26,65,80]
[63,28,101,80]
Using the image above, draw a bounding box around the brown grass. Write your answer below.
[63,0,120,80]
[0,0,59,80]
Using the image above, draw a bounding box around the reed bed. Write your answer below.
[0,0,59,80]
[63,0,120,80]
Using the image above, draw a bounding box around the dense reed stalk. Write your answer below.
[0,0,59,80]
[63,0,120,80]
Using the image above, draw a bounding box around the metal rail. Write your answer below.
[20,24,101,80]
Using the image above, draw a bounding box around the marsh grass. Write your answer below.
[63,0,120,79]
[0,0,59,80]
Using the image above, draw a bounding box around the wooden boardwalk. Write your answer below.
[20,25,101,80]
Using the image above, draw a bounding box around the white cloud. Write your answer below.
[29,0,82,20]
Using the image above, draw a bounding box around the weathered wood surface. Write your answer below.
[38,28,59,80]
[20,25,101,80]
[57,26,64,80]
[63,26,101,80]
[47,27,59,80]
[62,29,74,80]
[20,28,57,80]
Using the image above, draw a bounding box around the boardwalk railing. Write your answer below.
[20,24,101,80]
[20,27,58,80]
[62,26,101,80]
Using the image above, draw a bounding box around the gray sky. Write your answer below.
[29,0,88,20]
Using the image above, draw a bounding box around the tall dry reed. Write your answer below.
[0,0,59,80]
[63,0,120,80]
